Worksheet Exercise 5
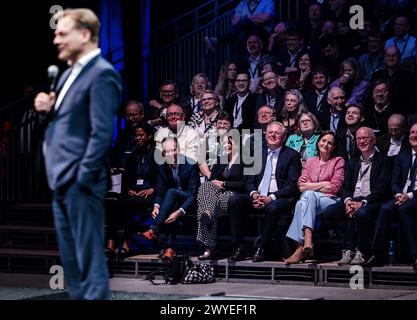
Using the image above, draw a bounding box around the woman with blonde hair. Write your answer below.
[215,61,237,108]
[182,73,211,118]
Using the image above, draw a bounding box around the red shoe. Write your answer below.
[162,248,176,261]
[141,229,157,241]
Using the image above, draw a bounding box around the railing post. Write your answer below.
[141,0,151,105]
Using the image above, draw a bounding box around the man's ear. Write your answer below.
[80,29,92,44]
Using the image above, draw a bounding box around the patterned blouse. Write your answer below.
[188,110,219,136]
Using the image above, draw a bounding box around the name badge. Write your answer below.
[136,179,144,186]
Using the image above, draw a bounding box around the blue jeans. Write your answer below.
[287,191,339,244]
[151,188,189,248]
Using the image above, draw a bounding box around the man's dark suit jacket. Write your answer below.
[111,126,137,169]
[302,88,331,117]
[340,151,392,204]
[392,147,417,198]
[335,126,360,161]
[255,89,285,114]
[224,93,256,130]
[154,154,200,213]
[42,55,122,191]
[376,133,410,156]
[317,106,346,132]
[362,102,398,136]
[246,145,301,205]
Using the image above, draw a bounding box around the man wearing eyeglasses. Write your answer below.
[111,100,145,171]
[224,71,256,131]
[323,127,392,267]
[147,81,181,129]
[154,104,199,162]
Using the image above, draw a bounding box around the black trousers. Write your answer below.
[106,194,154,241]
[228,193,292,249]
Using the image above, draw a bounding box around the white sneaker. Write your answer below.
[350,250,366,265]
[337,250,355,265]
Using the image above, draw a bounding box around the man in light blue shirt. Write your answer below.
[385,16,416,61]
[204,0,275,62]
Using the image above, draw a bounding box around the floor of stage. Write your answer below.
[1,273,417,300]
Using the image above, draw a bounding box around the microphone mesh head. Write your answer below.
[47,65,59,78]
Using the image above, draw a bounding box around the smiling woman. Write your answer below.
[285,130,345,264]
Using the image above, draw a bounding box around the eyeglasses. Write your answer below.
[201,97,215,102]
[356,137,372,142]
[167,112,184,118]
[267,131,283,136]
[258,111,273,116]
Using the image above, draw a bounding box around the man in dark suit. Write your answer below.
[224,71,256,131]
[139,137,200,260]
[363,79,401,136]
[110,100,145,170]
[34,9,122,299]
[335,106,364,161]
[273,27,309,76]
[376,114,409,157]
[255,71,285,114]
[323,127,392,266]
[228,121,301,262]
[302,66,331,117]
[318,86,346,132]
[394,123,417,271]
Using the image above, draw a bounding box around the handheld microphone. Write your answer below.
[47,65,59,92]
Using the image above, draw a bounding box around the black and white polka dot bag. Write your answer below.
[181,263,215,284]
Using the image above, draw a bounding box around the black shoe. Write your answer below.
[198,248,216,261]
[117,248,130,262]
[253,248,264,262]
[228,247,246,262]
[361,255,385,267]
[413,258,417,272]
[105,248,116,260]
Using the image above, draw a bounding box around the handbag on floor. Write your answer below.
[181,263,215,284]
[146,255,192,285]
